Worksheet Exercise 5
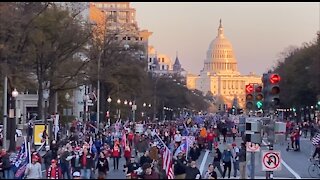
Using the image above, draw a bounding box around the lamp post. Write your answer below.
[43,89,49,144]
[9,88,18,152]
[107,97,112,126]
[143,103,147,122]
[117,99,121,120]
[65,92,70,126]
[43,90,49,124]
[83,94,89,123]
[129,101,132,121]
[124,100,128,120]
[148,104,151,121]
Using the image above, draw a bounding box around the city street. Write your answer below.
[105,137,317,179]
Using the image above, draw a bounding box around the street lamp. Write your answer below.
[9,88,18,151]
[124,100,128,105]
[83,94,90,123]
[117,99,121,120]
[129,101,132,106]
[107,97,112,103]
[107,97,112,126]
[65,92,70,126]
[43,89,50,144]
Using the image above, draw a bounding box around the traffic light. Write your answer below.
[245,84,254,110]
[254,84,264,110]
[262,73,281,111]
[269,74,281,107]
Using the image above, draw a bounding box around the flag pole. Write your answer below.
[27,141,31,164]
[155,133,170,150]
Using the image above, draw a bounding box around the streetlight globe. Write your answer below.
[129,101,132,106]
[107,97,112,103]
[12,88,19,98]
[149,104,151,108]
[117,99,121,104]
[124,44,129,50]
[43,90,49,100]
[143,103,146,107]
[124,100,128,105]
[65,92,70,100]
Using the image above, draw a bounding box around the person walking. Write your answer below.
[232,143,240,177]
[80,148,94,179]
[24,155,42,179]
[239,142,247,179]
[185,160,201,179]
[212,146,223,177]
[222,145,233,179]
[96,152,109,179]
[111,143,121,170]
[46,159,62,179]
[203,163,217,179]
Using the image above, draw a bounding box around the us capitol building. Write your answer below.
[186,20,261,108]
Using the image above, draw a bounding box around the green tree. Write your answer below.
[270,32,320,108]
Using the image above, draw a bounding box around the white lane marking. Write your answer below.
[262,140,302,179]
[199,150,209,174]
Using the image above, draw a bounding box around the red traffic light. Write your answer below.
[270,74,281,84]
[246,84,254,93]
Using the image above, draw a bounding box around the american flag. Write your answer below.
[13,142,29,179]
[154,134,174,179]
[311,133,320,146]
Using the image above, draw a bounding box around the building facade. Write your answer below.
[186,20,261,108]
[89,2,152,57]
[147,46,187,77]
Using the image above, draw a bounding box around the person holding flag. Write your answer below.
[24,155,42,179]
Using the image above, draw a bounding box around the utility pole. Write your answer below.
[3,76,7,150]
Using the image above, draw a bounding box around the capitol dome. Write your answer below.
[203,19,239,75]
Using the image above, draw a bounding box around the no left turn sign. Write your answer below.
[262,151,281,171]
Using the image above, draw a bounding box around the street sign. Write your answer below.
[262,151,281,171]
[246,142,260,152]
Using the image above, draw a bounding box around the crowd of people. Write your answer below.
[0,113,319,179]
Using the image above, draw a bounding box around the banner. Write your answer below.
[33,124,48,145]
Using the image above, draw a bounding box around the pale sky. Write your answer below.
[131,2,320,75]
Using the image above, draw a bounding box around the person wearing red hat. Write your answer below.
[24,155,42,179]
[46,159,62,179]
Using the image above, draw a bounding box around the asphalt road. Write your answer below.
[107,136,318,179]
[11,131,318,179]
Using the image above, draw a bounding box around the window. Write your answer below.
[149,65,152,70]
[162,65,165,70]
[162,58,164,62]
[123,37,126,40]
[127,37,131,41]
[149,58,152,63]
[140,37,143,41]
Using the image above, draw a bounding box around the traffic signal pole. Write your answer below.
[251,151,255,179]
